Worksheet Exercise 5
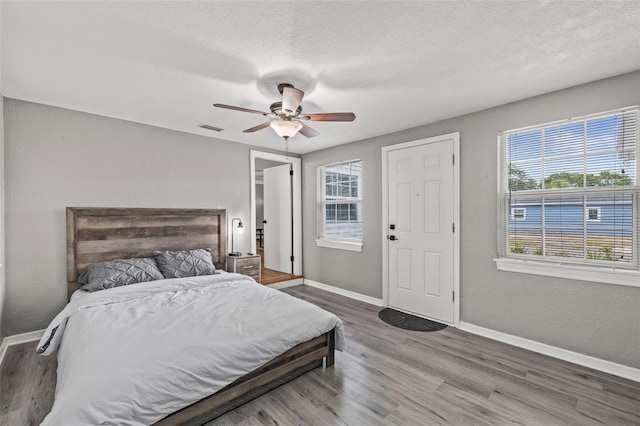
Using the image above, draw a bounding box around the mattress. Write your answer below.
[37,273,344,425]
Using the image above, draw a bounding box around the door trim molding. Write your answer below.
[381,132,461,327]
[250,150,302,276]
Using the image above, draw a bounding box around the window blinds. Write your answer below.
[321,159,363,241]
[498,107,639,269]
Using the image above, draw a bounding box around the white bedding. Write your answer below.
[37,274,344,425]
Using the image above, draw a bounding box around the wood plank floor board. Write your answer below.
[1,283,638,425]
[345,336,550,425]
[0,340,57,426]
[491,380,580,420]
[603,381,640,403]
[348,331,498,399]
[576,397,640,425]
[327,367,400,419]
[442,381,532,425]
[383,399,452,426]
[436,329,605,387]
[486,390,591,426]
[525,369,640,417]
[427,332,538,379]
[341,336,459,402]
[431,382,518,426]
[338,364,426,418]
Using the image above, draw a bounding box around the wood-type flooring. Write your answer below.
[261,267,302,285]
[1,284,638,425]
[257,249,302,285]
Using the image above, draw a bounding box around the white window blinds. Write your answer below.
[319,159,363,241]
[498,107,639,270]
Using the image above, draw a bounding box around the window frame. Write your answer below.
[585,207,601,222]
[495,107,640,288]
[316,159,363,252]
[511,207,527,221]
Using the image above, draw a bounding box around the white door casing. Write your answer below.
[382,133,460,326]
[250,150,302,276]
[263,164,292,273]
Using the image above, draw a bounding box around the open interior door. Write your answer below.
[263,164,293,273]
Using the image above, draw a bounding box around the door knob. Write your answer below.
[388,235,398,241]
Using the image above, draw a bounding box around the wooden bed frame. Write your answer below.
[66,207,335,425]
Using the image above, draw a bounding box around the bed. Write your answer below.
[37,207,343,425]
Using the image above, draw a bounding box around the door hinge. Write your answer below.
[289,169,294,176]
[452,223,455,233]
[452,291,455,302]
[452,154,455,165]
[290,255,295,262]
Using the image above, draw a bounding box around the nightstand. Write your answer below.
[226,254,261,283]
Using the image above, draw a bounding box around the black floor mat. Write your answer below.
[378,308,448,331]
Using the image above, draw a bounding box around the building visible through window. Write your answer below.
[498,107,638,269]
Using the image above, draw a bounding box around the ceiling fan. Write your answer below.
[214,83,356,140]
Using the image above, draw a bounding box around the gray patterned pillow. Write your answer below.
[153,248,216,279]
[78,257,164,292]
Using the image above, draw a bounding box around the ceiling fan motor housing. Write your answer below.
[270,101,302,117]
[277,83,294,94]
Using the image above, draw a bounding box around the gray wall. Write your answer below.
[302,71,640,368]
[3,98,257,335]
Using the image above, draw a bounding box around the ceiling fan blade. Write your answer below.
[297,112,356,122]
[298,122,319,138]
[243,122,271,133]
[282,87,304,116]
[214,103,270,116]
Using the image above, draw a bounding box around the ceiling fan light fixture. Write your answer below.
[270,120,302,139]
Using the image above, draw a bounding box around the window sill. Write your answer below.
[316,238,363,252]
[495,257,640,288]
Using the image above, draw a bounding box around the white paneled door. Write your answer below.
[387,138,455,323]
[263,164,293,273]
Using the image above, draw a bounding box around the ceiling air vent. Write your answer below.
[197,123,224,132]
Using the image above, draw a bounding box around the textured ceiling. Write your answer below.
[2,1,639,154]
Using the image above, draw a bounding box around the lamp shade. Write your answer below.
[270,120,303,139]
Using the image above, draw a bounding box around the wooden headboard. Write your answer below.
[66,207,227,299]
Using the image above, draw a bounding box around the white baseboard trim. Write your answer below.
[303,279,383,306]
[459,322,640,382]
[268,278,304,289]
[0,329,45,366]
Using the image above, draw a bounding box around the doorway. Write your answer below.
[250,150,302,282]
[382,133,460,326]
